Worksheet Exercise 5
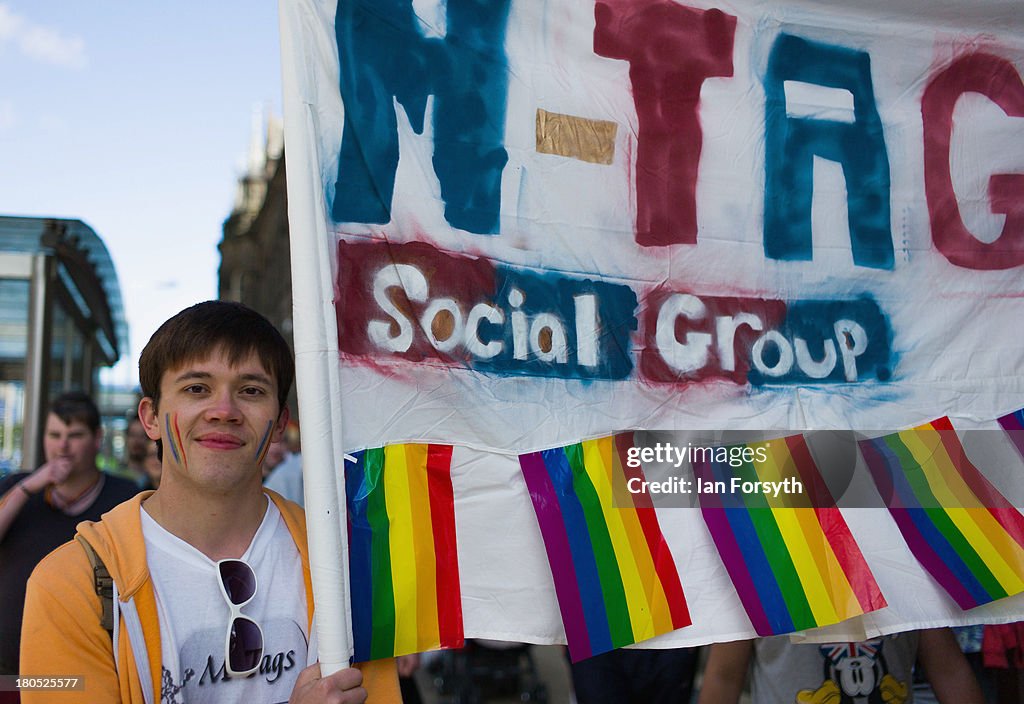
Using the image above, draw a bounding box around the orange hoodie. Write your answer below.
[20,490,399,703]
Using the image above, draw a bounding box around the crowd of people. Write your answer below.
[0,301,1021,703]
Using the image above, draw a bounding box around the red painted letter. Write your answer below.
[922,53,1024,269]
[594,1,736,247]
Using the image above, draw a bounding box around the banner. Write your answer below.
[279,0,1024,663]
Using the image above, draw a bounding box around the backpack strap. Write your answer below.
[75,534,114,637]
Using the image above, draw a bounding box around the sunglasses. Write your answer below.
[216,559,264,678]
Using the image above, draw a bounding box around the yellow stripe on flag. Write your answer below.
[582,438,652,642]
[962,506,1024,587]
[384,445,419,655]
[602,438,675,635]
[762,438,862,620]
[756,440,841,625]
[793,507,864,620]
[405,443,441,652]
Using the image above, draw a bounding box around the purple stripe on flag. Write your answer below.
[998,409,1024,460]
[999,410,1024,432]
[693,459,772,635]
[519,451,592,660]
[891,507,980,609]
[859,438,979,609]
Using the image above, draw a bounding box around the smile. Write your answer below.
[196,434,244,450]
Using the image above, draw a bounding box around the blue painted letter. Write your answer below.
[764,34,893,269]
[333,0,511,234]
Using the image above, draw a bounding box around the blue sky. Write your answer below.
[0,2,283,386]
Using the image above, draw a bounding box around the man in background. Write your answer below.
[123,416,156,489]
[264,419,304,506]
[697,629,983,703]
[0,391,137,678]
[141,433,162,489]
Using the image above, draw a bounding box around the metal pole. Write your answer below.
[22,253,53,470]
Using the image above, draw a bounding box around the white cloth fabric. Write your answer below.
[141,499,315,704]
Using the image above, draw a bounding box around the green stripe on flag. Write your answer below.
[364,447,397,659]
[733,455,817,631]
[566,443,634,648]
[884,435,1005,600]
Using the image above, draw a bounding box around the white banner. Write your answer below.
[279,0,1024,664]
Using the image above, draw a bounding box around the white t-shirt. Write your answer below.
[142,499,316,704]
[751,633,920,704]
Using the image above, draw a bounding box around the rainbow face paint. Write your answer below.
[255,420,274,465]
[165,413,187,468]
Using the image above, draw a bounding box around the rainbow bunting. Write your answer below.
[345,444,463,662]
[519,433,691,662]
[859,418,1024,610]
[693,435,886,636]
[998,407,1024,460]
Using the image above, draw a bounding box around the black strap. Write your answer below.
[75,534,114,638]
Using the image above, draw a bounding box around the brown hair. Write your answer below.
[49,391,101,433]
[139,301,294,410]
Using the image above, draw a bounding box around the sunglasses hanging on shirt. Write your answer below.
[216,558,264,678]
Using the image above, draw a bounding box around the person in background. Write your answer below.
[263,419,304,506]
[697,629,984,704]
[142,434,162,489]
[261,435,286,480]
[913,625,996,703]
[20,301,397,703]
[284,419,301,455]
[982,622,1024,703]
[124,416,155,489]
[396,654,424,704]
[0,392,137,681]
[569,645,700,704]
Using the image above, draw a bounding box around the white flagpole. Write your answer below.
[278,0,352,675]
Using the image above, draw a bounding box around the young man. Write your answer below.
[21,301,398,703]
[697,629,984,704]
[0,392,138,679]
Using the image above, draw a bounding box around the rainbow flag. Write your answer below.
[345,444,463,661]
[519,433,690,662]
[859,418,1024,610]
[998,407,1024,460]
[693,435,886,635]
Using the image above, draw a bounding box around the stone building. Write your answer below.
[218,109,303,413]
[218,109,294,349]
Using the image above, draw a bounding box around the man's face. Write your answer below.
[139,349,288,495]
[125,419,150,463]
[43,413,100,477]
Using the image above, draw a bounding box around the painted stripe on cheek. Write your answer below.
[255,420,274,465]
[171,413,187,469]
[164,413,181,464]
